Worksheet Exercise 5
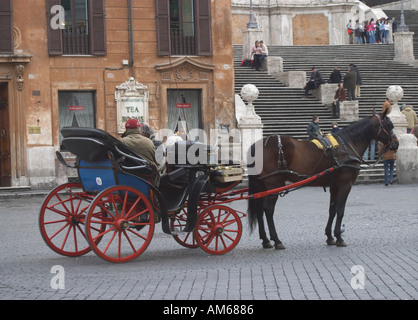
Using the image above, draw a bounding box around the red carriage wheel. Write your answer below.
[84,185,155,263]
[195,205,242,255]
[39,183,97,257]
[170,208,199,248]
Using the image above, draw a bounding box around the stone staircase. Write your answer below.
[385,9,418,57]
[234,41,418,183]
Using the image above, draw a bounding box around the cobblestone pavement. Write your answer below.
[0,183,417,305]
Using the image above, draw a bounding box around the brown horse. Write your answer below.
[248,110,397,249]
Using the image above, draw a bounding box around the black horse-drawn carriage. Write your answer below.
[39,127,246,263]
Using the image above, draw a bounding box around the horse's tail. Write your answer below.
[247,143,264,234]
[248,174,264,233]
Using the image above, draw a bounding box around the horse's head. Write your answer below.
[371,109,398,152]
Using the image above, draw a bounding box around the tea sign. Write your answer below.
[115,77,149,134]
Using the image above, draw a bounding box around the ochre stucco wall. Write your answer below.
[3,0,236,187]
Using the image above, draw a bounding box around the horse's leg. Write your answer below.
[333,183,352,247]
[256,204,272,249]
[264,195,285,250]
[325,186,337,245]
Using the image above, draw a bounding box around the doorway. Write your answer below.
[0,82,11,187]
[167,89,202,140]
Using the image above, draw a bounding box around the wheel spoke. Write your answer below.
[48,222,70,240]
[85,185,154,263]
[39,183,93,257]
[103,229,118,255]
[195,205,242,255]
[171,209,199,249]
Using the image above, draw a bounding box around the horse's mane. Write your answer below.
[335,118,374,144]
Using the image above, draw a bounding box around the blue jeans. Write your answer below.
[259,55,268,68]
[384,30,389,43]
[383,159,395,185]
[379,29,384,42]
[369,31,376,43]
[363,140,376,160]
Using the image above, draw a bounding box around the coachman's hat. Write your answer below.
[125,119,141,129]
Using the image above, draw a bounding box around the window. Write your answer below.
[156,0,212,56]
[47,0,106,56]
[0,0,13,54]
[62,0,89,55]
[167,89,202,137]
[58,91,96,142]
[169,0,195,55]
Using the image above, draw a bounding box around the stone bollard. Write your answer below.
[242,28,263,61]
[274,71,306,88]
[340,100,359,122]
[387,85,407,138]
[395,134,418,184]
[237,84,263,173]
[266,56,283,75]
[394,31,415,65]
[312,83,338,107]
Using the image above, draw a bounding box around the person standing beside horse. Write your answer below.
[379,141,397,186]
[382,98,391,114]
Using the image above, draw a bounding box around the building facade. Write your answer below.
[0,0,236,188]
[232,0,382,46]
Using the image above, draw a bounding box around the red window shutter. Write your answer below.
[196,0,212,56]
[89,0,106,56]
[155,0,170,56]
[46,0,63,55]
[0,0,14,54]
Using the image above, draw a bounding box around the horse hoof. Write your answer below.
[336,241,347,247]
[326,239,336,246]
[262,241,273,249]
[275,243,285,250]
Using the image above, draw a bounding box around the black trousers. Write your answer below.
[304,81,317,96]
[252,54,261,70]
[346,89,356,101]
[333,100,341,116]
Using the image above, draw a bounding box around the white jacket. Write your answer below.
[261,44,268,55]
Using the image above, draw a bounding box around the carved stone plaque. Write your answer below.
[115,77,149,134]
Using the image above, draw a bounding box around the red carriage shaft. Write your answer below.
[249,167,336,200]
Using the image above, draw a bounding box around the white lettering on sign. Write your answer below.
[176,103,191,109]
[115,78,149,134]
[68,106,84,111]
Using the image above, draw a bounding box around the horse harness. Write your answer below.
[264,135,305,179]
[260,115,396,193]
[263,134,363,181]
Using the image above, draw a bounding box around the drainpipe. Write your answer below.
[128,0,134,74]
